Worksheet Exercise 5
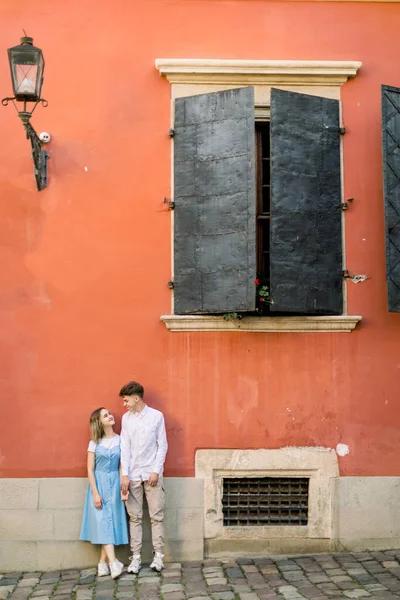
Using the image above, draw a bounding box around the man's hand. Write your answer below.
[121,475,130,495]
[93,493,103,509]
[148,472,159,487]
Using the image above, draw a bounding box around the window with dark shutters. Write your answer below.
[173,86,343,317]
[382,85,400,313]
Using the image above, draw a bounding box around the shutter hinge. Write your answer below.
[167,280,174,289]
[341,198,354,211]
[342,270,368,283]
[163,197,175,210]
[168,129,175,138]
[340,127,346,135]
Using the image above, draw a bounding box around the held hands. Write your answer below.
[148,472,159,487]
[121,475,130,496]
[93,493,103,510]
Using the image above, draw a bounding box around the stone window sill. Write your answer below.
[160,314,362,333]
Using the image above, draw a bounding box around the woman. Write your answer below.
[80,407,129,579]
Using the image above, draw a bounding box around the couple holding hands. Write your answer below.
[80,381,168,579]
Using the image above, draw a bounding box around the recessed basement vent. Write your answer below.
[222,477,309,526]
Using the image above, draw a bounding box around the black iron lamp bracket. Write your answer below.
[2,96,49,191]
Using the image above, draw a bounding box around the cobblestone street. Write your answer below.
[2,551,400,600]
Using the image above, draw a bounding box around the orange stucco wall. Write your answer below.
[0,0,400,479]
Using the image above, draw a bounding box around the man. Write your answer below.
[120,381,168,574]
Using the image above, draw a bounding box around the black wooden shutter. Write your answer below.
[382,85,400,312]
[269,88,343,315]
[173,87,256,314]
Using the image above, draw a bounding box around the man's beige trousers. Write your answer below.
[126,478,165,555]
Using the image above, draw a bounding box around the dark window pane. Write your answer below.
[256,122,271,291]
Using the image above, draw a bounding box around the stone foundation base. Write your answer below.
[1,474,400,571]
[0,477,204,571]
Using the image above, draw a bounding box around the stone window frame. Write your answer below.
[195,447,339,543]
[155,59,362,333]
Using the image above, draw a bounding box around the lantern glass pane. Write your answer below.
[13,63,38,97]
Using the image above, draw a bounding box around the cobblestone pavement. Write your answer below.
[2,551,400,600]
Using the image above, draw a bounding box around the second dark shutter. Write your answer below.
[382,85,400,312]
[173,87,256,315]
[269,88,343,315]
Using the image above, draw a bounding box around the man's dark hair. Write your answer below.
[119,381,144,398]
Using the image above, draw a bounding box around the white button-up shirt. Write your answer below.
[120,405,168,481]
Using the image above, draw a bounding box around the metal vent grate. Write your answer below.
[222,477,309,526]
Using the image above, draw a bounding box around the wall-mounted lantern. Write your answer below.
[2,35,49,191]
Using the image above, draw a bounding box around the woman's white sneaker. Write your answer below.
[127,554,141,574]
[150,552,164,572]
[110,559,124,579]
[97,561,110,577]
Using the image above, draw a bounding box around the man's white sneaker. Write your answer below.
[110,559,124,580]
[97,561,110,577]
[150,552,164,572]
[127,554,141,574]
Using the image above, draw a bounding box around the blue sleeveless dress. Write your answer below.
[80,435,129,545]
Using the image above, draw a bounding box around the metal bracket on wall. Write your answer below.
[1,96,49,191]
[342,269,368,284]
[23,119,49,191]
[167,281,174,289]
[163,197,175,210]
[168,129,175,138]
[341,198,354,211]
[340,127,346,135]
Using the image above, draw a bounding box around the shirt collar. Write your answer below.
[134,403,148,417]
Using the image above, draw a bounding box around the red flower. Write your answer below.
[259,297,264,302]
[254,278,259,285]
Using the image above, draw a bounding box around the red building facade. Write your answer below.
[0,0,400,570]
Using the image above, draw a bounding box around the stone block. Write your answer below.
[163,509,178,540]
[37,542,100,571]
[39,479,87,510]
[0,480,39,510]
[18,579,39,587]
[206,537,332,557]
[226,568,244,579]
[335,538,400,553]
[164,478,204,509]
[0,542,38,572]
[211,593,234,600]
[52,510,83,541]
[336,477,400,540]
[161,584,184,593]
[163,593,185,600]
[164,538,204,562]
[0,587,15,599]
[172,508,203,541]
[0,511,53,542]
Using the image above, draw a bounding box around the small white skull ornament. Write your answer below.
[39,131,51,144]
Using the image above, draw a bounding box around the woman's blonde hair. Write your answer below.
[89,407,106,443]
